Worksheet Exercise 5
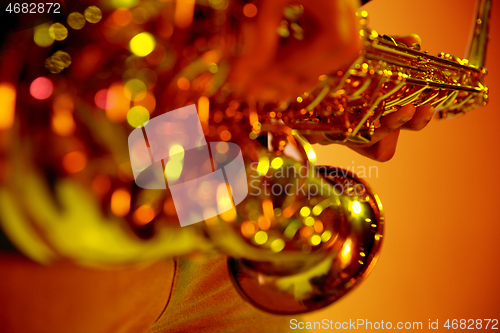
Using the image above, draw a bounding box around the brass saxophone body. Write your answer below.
[0,0,492,317]
[258,1,491,144]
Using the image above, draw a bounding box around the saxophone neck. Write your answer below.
[465,0,492,68]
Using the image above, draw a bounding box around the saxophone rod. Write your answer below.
[465,0,492,68]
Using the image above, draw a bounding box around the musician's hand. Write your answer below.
[308,34,435,162]
[345,103,435,162]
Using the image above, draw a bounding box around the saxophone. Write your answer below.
[0,0,491,316]
[258,3,490,144]
[226,0,492,314]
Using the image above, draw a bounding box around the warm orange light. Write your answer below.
[0,83,16,129]
[340,238,352,268]
[342,240,351,258]
[62,151,87,173]
[217,183,236,222]
[52,110,76,136]
[105,83,130,123]
[248,99,258,127]
[163,198,177,216]
[177,77,190,90]
[314,221,324,233]
[133,92,156,113]
[300,226,314,238]
[52,94,76,136]
[241,220,258,238]
[201,50,221,64]
[174,0,195,29]
[110,188,131,217]
[261,199,272,218]
[198,96,209,133]
[112,8,132,26]
[219,130,231,141]
[258,215,271,230]
[132,205,156,225]
[282,205,296,219]
[243,3,258,18]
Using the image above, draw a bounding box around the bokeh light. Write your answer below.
[111,0,138,9]
[254,230,268,245]
[124,79,147,101]
[198,96,210,131]
[219,130,231,141]
[169,144,185,161]
[310,234,321,246]
[0,83,16,129]
[95,89,119,110]
[126,105,150,127]
[132,205,156,225]
[133,92,156,112]
[30,77,53,100]
[174,0,195,28]
[62,151,88,173]
[176,77,190,90]
[351,201,362,214]
[45,51,72,74]
[106,83,130,123]
[215,142,228,154]
[84,6,103,23]
[110,188,131,217]
[271,239,285,252]
[33,24,54,47]
[241,221,257,238]
[300,206,311,217]
[243,3,258,18]
[129,32,156,57]
[48,23,68,41]
[112,8,132,26]
[208,0,228,11]
[271,157,283,169]
[164,160,183,181]
[51,110,76,136]
[257,215,271,230]
[67,12,86,30]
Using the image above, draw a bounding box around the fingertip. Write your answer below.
[403,104,435,131]
[387,104,416,130]
[407,33,422,45]
[350,129,400,162]
[393,34,422,46]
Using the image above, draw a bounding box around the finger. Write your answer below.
[316,104,415,147]
[350,129,401,162]
[391,34,421,47]
[304,133,328,145]
[403,104,434,131]
[349,104,415,147]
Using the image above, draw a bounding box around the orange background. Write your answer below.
[306,0,500,330]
